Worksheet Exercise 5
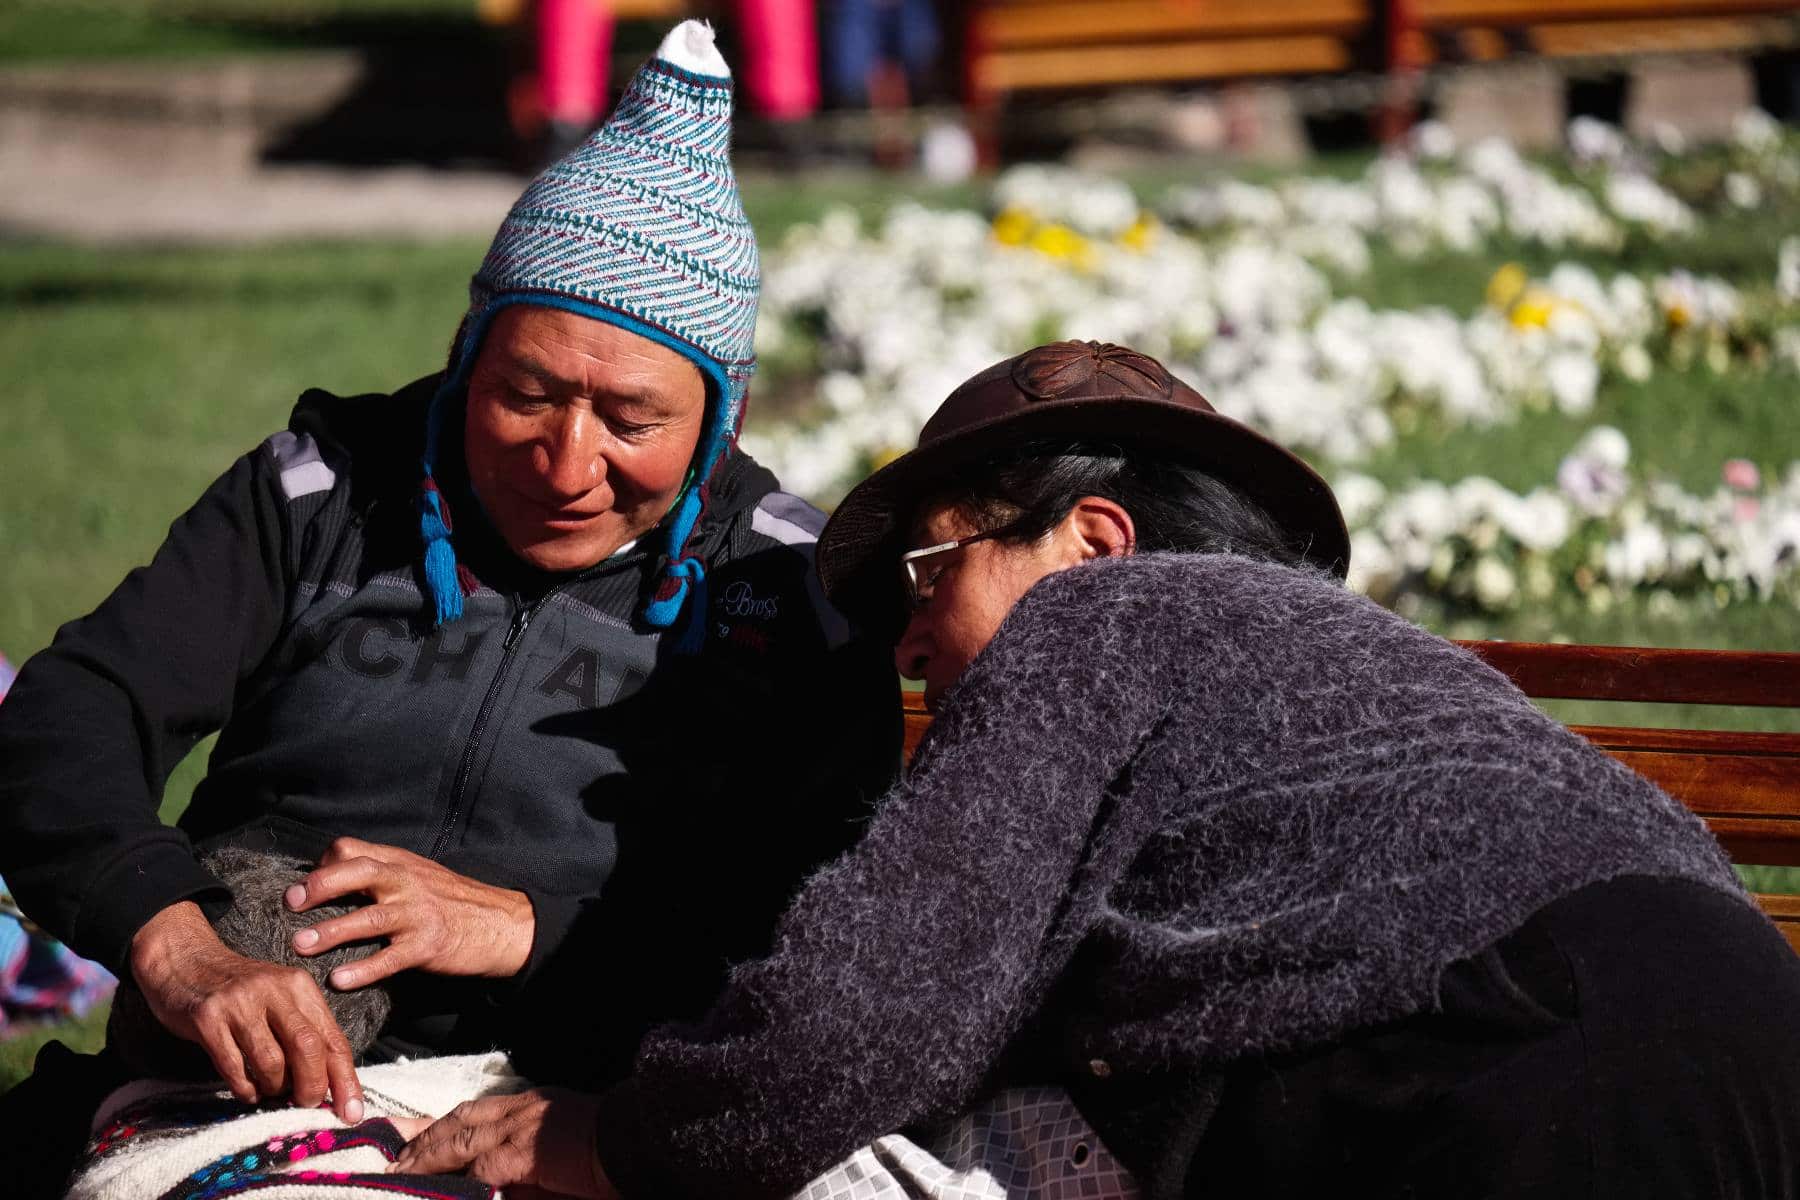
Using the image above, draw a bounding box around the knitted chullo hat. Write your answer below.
[420,20,759,641]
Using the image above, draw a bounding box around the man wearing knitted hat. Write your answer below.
[0,23,899,1191]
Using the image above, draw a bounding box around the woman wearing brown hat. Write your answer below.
[396,341,1800,1199]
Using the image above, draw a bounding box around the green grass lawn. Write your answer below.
[4,167,1798,1094]
[0,0,483,62]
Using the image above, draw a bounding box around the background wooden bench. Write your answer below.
[1403,0,1800,64]
[901,639,1800,954]
[961,0,1799,157]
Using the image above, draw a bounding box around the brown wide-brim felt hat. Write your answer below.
[816,340,1350,632]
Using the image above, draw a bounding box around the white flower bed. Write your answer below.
[750,200,1764,498]
[1344,429,1800,613]
[744,117,1800,612]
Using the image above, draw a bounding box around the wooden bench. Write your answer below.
[901,639,1800,954]
[962,0,1374,158]
[1401,0,1800,66]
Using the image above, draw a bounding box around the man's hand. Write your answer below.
[129,900,365,1121]
[390,1088,617,1199]
[287,837,535,989]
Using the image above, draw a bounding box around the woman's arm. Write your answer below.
[398,564,1186,1199]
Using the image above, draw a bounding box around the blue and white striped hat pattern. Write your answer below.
[420,20,760,641]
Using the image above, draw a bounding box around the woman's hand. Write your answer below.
[390,1088,617,1198]
[129,900,365,1120]
[287,837,535,988]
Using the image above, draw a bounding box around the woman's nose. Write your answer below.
[894,610,932,680]
[536,409,601,499]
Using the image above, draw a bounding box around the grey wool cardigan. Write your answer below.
[591,553,1743,1200]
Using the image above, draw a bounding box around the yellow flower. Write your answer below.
[1665,302,1691,330]
[1029,222,1089,261]
[992,208,1035,247]
[1509,288,1557,329]
[1119,214,1157,252]
[1486,262,1528,310]
[870,446,907,471]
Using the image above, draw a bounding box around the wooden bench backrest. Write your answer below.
[900,638,1800,952]
[1403,0,1800,64]
[965,0,1800,103]
[966,0,1372,98]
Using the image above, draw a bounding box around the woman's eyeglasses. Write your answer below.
[899,522,1025,610]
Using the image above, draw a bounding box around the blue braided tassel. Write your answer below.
[419,484,463,627]
[671,563,708,655]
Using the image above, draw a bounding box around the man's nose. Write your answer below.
[894,610,931,680]
[536,408,601,499]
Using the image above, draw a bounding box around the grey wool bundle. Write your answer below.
[107,847,393,1078]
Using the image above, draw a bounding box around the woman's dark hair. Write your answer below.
[924,439,1311,567]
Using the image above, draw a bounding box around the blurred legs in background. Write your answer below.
[738,0,821,123]
[536,0,611,162]
[825,0,940,165]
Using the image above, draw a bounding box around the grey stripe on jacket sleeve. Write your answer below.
[263,430,337,501]
[751,493,851,650]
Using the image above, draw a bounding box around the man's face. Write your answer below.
[463,306,708,573]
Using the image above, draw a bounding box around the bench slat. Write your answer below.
[1411,0,1800,25]
[976,0,1367,48]
[1755,893,1800,955]
[1529,16,1793,55]
[1457,641,1800,708]
[973,36,1355,93]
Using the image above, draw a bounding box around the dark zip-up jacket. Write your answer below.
[0,375,901,1085]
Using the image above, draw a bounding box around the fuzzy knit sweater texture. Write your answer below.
[591,553,1745,1200]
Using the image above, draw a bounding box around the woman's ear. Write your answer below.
[1063,496,1136,562]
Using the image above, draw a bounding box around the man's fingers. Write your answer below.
[319,836,379,865]
[233,1014,289,1099]
[320,1025,366,1124]
[271,1005,330,1110]
[294,902,398,956]
[194,1011,256,1104]
[288,856,389,913]
[327,943,415,991]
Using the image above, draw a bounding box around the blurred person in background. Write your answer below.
[823,0,942,165]
[824,0,939,110]
[0,21,898,1195]
[520,0,821,161]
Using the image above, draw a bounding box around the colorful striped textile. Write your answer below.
[0,879,115,1037]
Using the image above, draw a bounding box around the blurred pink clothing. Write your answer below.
[736,0,820,120]
[537,0,613,126]
[537,0,818,128]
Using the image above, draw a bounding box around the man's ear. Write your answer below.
[1063,496,1136,562]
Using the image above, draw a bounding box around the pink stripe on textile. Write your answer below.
[538,0,612,125]
[735,0,818,120]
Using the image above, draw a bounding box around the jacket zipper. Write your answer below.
[429,592,548,858]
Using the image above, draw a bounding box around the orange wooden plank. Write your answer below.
[1531,16,1790,54]
[1412,0,1800,25]
[611,0,688,16]
[1571,726,1800,756]
[977,0,1366,47]
[1456,641,1800,708]
[975,36,1354,92]
[1756,893,1800,956]
[1710,819,1800,866]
